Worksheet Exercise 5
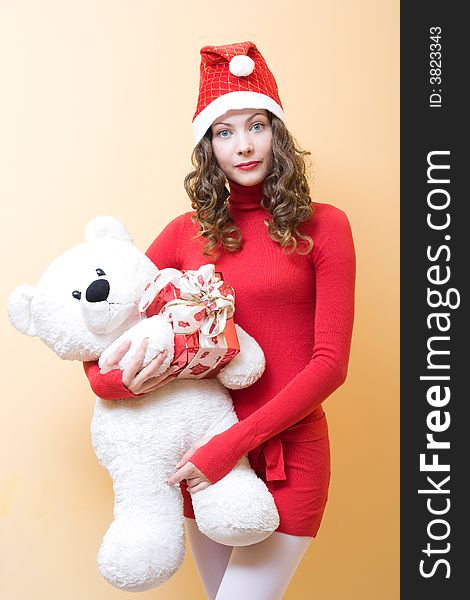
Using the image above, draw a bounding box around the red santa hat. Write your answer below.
[192,41,284,145]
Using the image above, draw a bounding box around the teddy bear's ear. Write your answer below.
[84,216,133,244]
[6,285,37,336]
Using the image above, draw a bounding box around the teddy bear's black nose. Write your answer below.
[86,279,110,303]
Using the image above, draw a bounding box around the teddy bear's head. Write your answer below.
[7,217,158,361]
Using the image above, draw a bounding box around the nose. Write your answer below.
[236,134,254,155]
[86,278,110,303]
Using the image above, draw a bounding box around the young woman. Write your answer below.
[84,41,356,600]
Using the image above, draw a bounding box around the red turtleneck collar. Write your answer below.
[228,179,265,214]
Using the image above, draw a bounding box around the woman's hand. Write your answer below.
[167,436,213,493]
[100,338,180,395]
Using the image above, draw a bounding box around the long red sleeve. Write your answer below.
[82,361,137,400]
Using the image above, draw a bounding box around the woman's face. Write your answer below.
[210,108,273,186]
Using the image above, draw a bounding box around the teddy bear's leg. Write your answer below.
[97,470,185,592]
[190,457,280,547]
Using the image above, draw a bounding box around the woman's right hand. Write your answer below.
[100,338,180,395]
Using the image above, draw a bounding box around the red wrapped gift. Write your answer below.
[139,265,240,379]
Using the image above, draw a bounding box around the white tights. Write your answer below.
[185,517,312,600]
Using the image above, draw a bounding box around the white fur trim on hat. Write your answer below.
[192,91,284,146]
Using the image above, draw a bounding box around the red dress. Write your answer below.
[84,179,356,537]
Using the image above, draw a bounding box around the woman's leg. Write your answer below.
[185,517,234,600]
[215,531,312,600]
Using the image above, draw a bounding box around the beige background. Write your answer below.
[0,1,399,599]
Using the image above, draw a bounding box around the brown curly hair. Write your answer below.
[184,112,314,257]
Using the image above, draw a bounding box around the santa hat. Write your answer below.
[192,41,284,146]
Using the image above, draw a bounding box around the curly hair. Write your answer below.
[184,113,314,257]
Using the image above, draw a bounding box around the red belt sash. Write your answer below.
[248,414,329,481]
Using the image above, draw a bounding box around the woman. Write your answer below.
[84,41,356,599]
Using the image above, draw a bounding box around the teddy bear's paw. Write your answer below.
[97,515,185,591]
[192,468,280,547]
[216,325,266,389]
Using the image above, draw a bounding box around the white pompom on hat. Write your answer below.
[192,41,284,146]
[229,55,255,77]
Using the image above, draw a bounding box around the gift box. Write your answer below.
[139,265,240,379]
[172,319,239,379]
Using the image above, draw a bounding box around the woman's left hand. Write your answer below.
[167,437,212,493]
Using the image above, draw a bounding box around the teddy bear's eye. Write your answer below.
[72,290,82,300]
[96,268,106,277]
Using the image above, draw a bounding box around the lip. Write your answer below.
[235,161,260,170]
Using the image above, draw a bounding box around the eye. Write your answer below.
[72,290,82,300]
[96,268,106,276]
[250,122,264,132]
[216,129,231,138]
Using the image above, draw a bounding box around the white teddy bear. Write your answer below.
[7,216,279,592]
